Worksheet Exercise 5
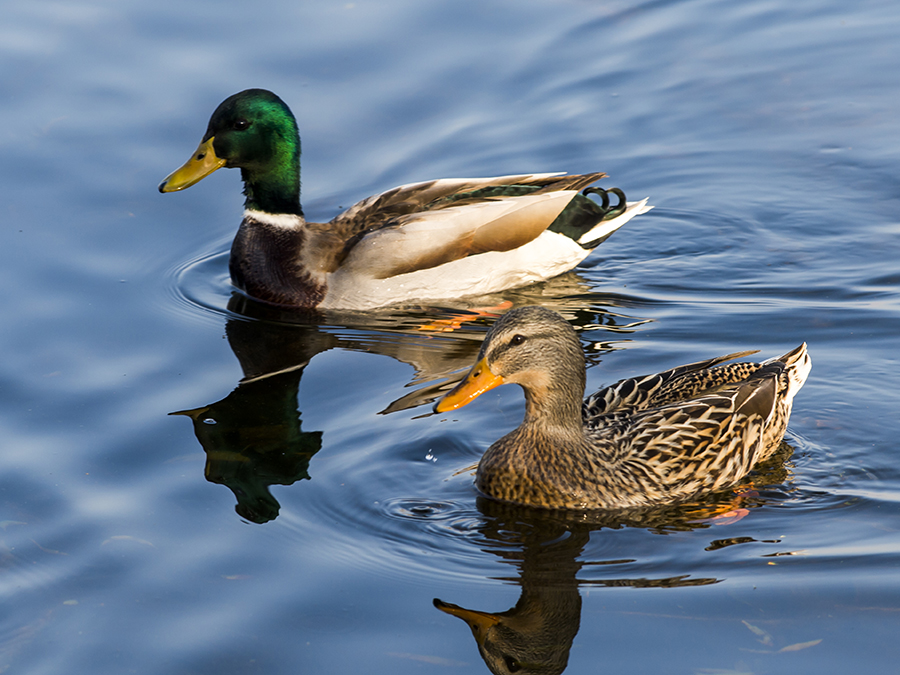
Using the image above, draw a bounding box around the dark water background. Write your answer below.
[3,0,900,673]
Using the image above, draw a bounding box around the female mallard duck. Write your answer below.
[159,89,651,310]
[434,306,811,510]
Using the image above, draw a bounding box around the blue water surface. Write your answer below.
[2,0,900,673]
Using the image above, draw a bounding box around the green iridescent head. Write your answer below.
[159,89,302,215]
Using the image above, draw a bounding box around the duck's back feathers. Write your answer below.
[582,349,760,419]
[318,173,650,308]
[337,190,577,279]
[326,174,567,241]
[580,343,811,506]
[329,172,633,267]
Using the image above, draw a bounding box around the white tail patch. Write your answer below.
[767,343,811,402]
[577,198,653,246]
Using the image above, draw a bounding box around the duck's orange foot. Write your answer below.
[687,486,759,525]
[701,508,751,526]
[417,301,513,332]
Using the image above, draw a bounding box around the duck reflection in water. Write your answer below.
[435,445,795,675]
[170,293,520,522]
[170,278,652,522]
[170,298,337,523]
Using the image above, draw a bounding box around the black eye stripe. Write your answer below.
[510,334,526,346]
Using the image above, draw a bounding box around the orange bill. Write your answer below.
[434,357,504,413]
[158,137,226,192]
[433,598,500,638]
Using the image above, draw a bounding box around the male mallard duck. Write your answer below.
[159,89,651,310]
[434,306,811,510]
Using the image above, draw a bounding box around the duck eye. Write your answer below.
[233,119,251,131]
[503,655,522,673]
[510,334,526,346]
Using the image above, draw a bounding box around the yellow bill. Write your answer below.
[158,137,226,192]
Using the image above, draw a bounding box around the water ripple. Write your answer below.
[168,248,234,320]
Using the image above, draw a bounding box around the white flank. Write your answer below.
[322,229,590,309]
[321,192,652,309]
[333,191,578,282]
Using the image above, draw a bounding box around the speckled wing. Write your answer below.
[583,350,760,421]
[586,371,781,504]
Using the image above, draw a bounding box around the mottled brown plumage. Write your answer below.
[434,306,811,510]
